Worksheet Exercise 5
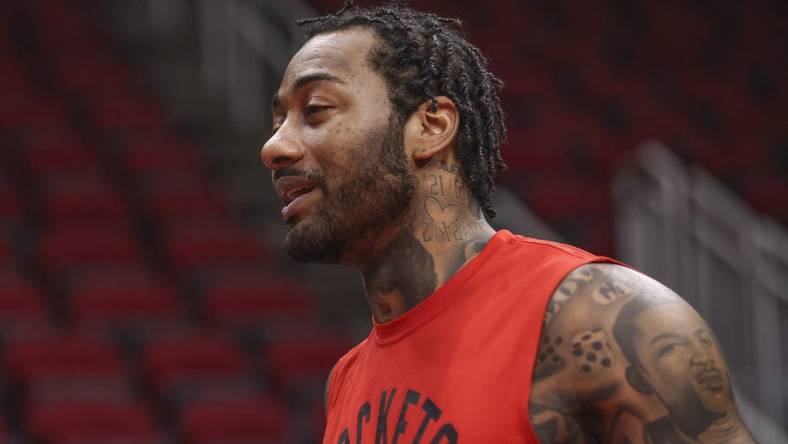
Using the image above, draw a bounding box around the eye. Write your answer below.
[655,338,687,358]
[305,104,332,117]
[657,343,676,357]
[698,332,714,348]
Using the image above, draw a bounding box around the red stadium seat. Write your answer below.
[266,334,350,393]
[121,138,204,175]
[163,220,267,273]
[137,171,228,221]
[69,269,182,328]
[0,234,12,266]
[178,397,287,444]
[37,223,143,275]
[0,180,21,226]
[0,55,30,90]
[0,415,8,444]
[28,400,161,444]
[0,93,64,128]
[55,58,140,99]
[148,187,230,221]
[4,334,130,403]
[0,270,47,325]
[39,174,129,223]
[92,97,164,130]
[22,137,101,175]
[204,277,315,326]
[142,334,250,399]
[744,176,788,220]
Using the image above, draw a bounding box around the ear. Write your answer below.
[625,366,654,395]
[402,96,459,165]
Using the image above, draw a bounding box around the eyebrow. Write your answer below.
[271,72,346,112]
[650,332,685,345]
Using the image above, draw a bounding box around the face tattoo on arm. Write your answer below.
[529,263,757,443]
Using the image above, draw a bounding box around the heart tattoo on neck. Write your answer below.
[425,196,460,224]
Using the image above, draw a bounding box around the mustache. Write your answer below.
[273,167,324,186]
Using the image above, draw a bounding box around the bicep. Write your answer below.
[530,263,756,443]
[529,403,593,444]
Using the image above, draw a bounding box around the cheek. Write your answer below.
[304,131,351,173]
[651,350,691,382]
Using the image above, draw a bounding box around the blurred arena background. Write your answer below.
[0,0,786,442]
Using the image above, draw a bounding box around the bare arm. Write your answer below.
[529,263,757,443]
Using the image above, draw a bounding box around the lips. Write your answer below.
[696,368,725,390]
[274,175,318,221]
[275,175,317,205]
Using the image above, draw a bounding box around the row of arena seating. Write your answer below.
[1,1,349,442]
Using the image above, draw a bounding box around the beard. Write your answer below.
[282,116,416,263]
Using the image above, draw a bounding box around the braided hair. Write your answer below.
[297,1,507,219]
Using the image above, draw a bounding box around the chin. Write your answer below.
[282,215,347,263]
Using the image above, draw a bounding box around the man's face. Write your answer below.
[631,303,732,421]
[261,28,416,263]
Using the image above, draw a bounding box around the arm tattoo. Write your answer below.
[530,403,593,444]
[530,264,756,443]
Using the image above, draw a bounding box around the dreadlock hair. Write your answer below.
[296,1,507,219]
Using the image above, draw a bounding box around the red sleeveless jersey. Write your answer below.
[323,230,613,443]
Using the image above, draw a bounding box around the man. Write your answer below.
[260,2,755,442]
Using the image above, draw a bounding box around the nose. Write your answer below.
[689,353,713,368]
[260,123,304,170]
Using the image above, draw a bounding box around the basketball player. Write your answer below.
[260,2,756,442]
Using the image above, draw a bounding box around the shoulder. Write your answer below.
[502,232,603,260]
[531,263,654,401]
[529,263,755,442]
[540,262,675,328]
[488,232,609,279]
[532,262,695,398]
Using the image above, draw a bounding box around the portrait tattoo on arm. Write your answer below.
[529,264,757,444]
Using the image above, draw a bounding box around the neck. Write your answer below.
[357,157,496,323]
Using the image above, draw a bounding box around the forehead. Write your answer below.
[279,27,380,93]
[633,303,701,340]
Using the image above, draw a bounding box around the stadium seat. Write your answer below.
[0,270,47,325]
[91,97,165,130]
[69,268,183,329]
[27,399,162,444]
[39,173,129,222]
[148,187,230,221]
[121,137,205,176]
[744,176,788,220]
[203,276,315,326]
[142,334,250,400]
[265,334,349,395]
[4,334,130,403]
[56,58,141,100]
[162,220,267,273]
[0,233,12,266]
[37,223,143,275]
[0,93,64,128]
[0,182,21,226]
[178,397,287,444]
[0,415,8,444]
